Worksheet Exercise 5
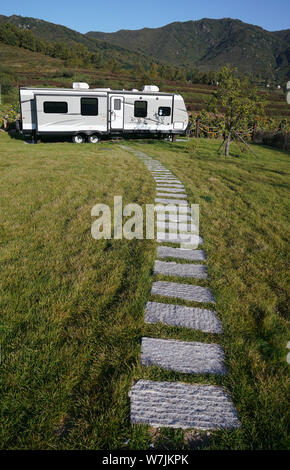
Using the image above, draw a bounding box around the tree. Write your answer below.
[134,62,145,77]
[174,68,187,82]
[209,66,265,156]
[149,63,159,80]
[19,30,37,52]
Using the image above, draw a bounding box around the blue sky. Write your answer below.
[1,0,290,33]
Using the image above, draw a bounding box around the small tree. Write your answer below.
[149,63,159,80]
[209,66,264,156]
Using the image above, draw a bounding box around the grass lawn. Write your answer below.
[0,132,289,450]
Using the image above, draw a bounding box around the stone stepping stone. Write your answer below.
[153,175,173,178]
[154,261,207,279]
[151,281,215,303]
[154,176,179,179]
[129,380,240,430]
[155,198,188,205]
[155,181,182,185]
[154,177,181,181]
[145,301,222,333]
[157,246,206,261]
[157,213,193,222]
[154,175,177,178]
[156,192,187,198]
[157,185,185,191]
[156,181,184,185]
[155,206,192,215]
[141,337,227,375]
[180,241,205,250]
[156,233,204,245]
[156,232,195,243]
[156,221,198,232]
[156,187,186,193]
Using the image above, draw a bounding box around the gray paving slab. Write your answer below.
[179,241,204,250]
[155,198,188,205]
[157,232,193,243]
[154,175,179,181]
[145,301,222,333]
[155,181,182,185]
[156,221,198,232]
[154,175,177,178]
[156,192,187,198]
[156,182,184,186]
[129,380,240,430]
[154,261,207,279]
[153,175,173,178]
[157,187,185,191]
[155,187,186,193]
[155,205,191,215]
[157,246,206,261]
[151,281,215,303]
[154,177,181,181]
[156,232,204,245]
[141,337,227,374]
[157,213,193,222]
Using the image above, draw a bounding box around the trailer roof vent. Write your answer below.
[73,82,89,89]
[142,85,159,92]
[132,88,139,92]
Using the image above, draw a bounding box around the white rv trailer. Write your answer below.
[19,83,189,143]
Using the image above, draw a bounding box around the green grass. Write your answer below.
[0,133,156,450]
[0,133,289,450]
[0,42,64,72]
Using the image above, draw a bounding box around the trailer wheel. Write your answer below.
[72,134,85,144]
[88,134,100,144]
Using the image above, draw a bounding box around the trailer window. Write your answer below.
[134,101,147,118]
[81,98,98,116]
[43,102,68,114]
[114,99,121,111]
[158,107,171,116]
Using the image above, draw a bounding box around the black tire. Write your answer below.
[72,134,85,144]
[88,134,100,144]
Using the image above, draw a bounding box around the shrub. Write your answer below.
[0,103,19,128]
[62,69,74,78]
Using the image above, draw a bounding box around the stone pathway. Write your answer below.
[121,146,240,431]
[141,337,227,375]
[152,281,215,303]
[157,246,206,261]
[129,380,240,430]
[154,260,208,279]
[145,302,222,333]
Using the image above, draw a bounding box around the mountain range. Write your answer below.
[1,14,289,81]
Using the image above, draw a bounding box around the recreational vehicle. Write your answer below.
[19,83,189,143]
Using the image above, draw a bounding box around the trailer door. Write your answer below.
[110,96,124,130]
